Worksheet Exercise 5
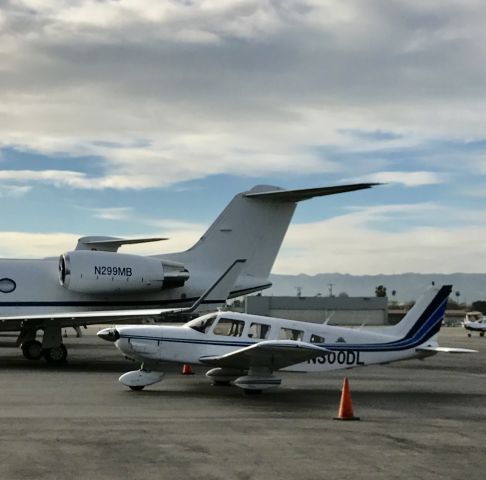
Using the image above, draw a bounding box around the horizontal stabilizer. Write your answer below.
[76,236,168,252]
[416,346,477,354]
[200,340,330,370]
[244,183,380,202]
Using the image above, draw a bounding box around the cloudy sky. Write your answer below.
[1,0,485,274]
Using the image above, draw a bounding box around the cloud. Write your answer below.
[0,231,78,258]
[88,207,133,221]
[0,0,485,189]
[273,203,486,274]
[1,202,485,275]
[0,185,32,197]
[349,171,445,187]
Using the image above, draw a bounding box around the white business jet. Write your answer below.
[463,311,486,337]
[98,284,476,394]
[0,183,377,363]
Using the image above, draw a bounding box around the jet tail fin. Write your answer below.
[163,183,378,297]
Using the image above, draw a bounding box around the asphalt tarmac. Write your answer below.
[0,327,484,480]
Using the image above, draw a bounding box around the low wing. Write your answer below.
[199,340,330,371]
[416,346,477,354]
[0,259,246,328]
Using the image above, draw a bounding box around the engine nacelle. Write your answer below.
[59,250,189,294]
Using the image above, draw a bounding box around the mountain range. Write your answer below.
[265,273,486,304]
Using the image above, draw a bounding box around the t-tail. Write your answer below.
[162,183,378,297]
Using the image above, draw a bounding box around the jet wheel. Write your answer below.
[21,340,43,360]
[129,386,145,391]
[43,344,68,364]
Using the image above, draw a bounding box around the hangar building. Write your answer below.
[244,295,389,326]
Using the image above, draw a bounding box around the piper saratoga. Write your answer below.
[98,285,476,394]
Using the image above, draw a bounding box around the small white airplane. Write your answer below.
[98,284,476,394]
[463,311,486,337]
[0,183,378,363]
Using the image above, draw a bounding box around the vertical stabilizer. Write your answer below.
[162,183,378,296]
[387,285,452,344]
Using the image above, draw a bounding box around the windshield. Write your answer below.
[185,314,217,334]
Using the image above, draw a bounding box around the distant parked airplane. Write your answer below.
[463,311,486,337]
[0,183,378,363]
[98,284,476,394]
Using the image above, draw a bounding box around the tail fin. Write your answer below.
[163,183,378,296]
[388,285,452,344]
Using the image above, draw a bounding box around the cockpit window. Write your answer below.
[185,314,217,334]
[213,318,245,337]
[278,327,304,341]
[248,322,270,339]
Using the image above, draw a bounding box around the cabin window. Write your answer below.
[310,334,325,344]
[185,314,216,334]
[213,318,245,337]
[248,322,270,339]
[278,327,304,341]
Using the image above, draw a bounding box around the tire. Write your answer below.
[129,386,145,391]
[43,344,68,364]
[244,389,262,395]
[21,340,43,360]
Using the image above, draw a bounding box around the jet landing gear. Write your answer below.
[43,344,68,364]
[21,340,43,360]
[20,340,68,364]
[18,323,68,364]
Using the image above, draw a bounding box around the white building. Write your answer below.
[244,295,388,326]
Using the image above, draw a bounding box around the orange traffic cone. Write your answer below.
[182,364,194,375]
[334,377,360,421]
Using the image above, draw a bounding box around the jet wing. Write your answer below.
[0,259,246,327]
[199,340,331,371]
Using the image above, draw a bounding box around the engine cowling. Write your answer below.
[59,250,189,294]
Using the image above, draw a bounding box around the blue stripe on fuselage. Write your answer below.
[120,287,450,353]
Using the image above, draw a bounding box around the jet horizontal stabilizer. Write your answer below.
[244,183,380,202]
[76,236,168,252]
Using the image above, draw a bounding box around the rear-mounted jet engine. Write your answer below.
[59,250,189,294]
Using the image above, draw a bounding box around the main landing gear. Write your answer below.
[119,367,165,390]
[18,323,68,364]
